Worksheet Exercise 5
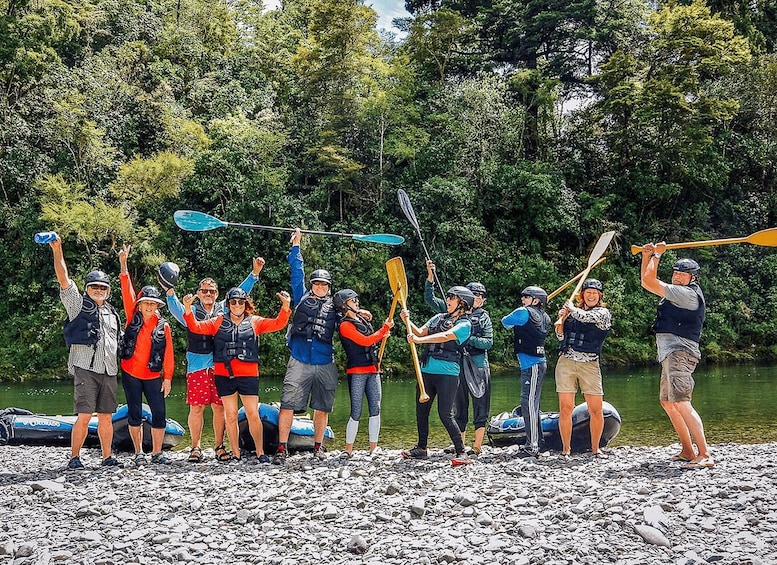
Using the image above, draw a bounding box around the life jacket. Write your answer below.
[288,294,337,345]
[213,316,259,376]
[560,309,610,356]
[512,306,551,357]
[63,294,121,347]
[339,317,378,369]
[652,284,705,342]
[118,312,167,372]
[421,314,463,364]
[464,307,489,357]
[186,303,217,354]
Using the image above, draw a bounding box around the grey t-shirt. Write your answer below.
[655,284,702,362]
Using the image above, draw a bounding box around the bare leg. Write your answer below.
[557,392,576,455]
[241,395,264,455]
[313,409,329,444]
[278,408,294,443]
[70,413,92,459]
[187,404,205,448]
[151,426,165,454]
[585,393,604,453]
[472,427,485,451]
[220,393,240,457]
[674,400,710,459]
[96,413,113,459]
[212,403,226,447]
[128,425,144,454]
[661,400,697,459]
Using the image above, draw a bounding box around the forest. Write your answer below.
[3,0,777,381]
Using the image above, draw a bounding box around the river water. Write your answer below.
[1,364,775,450]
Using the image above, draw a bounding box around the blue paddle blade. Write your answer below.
[353,234,405,245]
[173,210,228,232]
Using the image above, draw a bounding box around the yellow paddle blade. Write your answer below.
[386,257,408,306]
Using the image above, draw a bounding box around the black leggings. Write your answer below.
[415,372,464,453]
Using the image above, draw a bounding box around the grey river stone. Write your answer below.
[1,443,776,564]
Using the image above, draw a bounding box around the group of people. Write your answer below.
[47,230,713,470]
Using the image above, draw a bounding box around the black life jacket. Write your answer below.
[464,307,491,357]
[512,306,551,357]
[421,314,464,364]
[118,312,168,372]
[186,303,217,355]
[339,317,379,369]
[289,294,337,345]
[560,309,610,356]
[213,316,260,376]
[63,294,121,347]
[652,284,705,342]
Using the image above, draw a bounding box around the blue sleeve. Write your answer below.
[502,307,529,329]
[166,292,186,327]
[287,245,306,307]
[239,270,258,295]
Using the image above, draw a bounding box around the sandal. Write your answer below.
[593,451,609,460]
[683,456,715,470]
[214,444,228,461]
[671,454,692,462]
[134,452,147,466]
[188,447,203,463]
[217,450,234,463]
[150,452,172,465]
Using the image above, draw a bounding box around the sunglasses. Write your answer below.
[229,298,246,305]
[445,293,458,300]
[198,288,218,295]
[88,284,109,291]
[472,292,485,297]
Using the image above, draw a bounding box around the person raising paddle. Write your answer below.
[640,244,713,469]
[554,279,612,459]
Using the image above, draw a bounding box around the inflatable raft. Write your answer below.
[237,402,334,453]
[486,401,621,452]
[0,404,185,452]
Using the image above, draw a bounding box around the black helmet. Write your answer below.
[333,289,358,310]
[157,261,179,290]
[136,285,165,305]
[447,286,475,310]
[521,286,548,308]
[673,258,700,277]
[85,270,110,287]
[226,288,248,301]
[310,269,332,285]
[466,282,487,296]
[581,278,604,292]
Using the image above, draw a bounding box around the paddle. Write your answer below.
[174,210,405,246]
[630,227,777,255]
[397,190,446,297]
[554,231,616,329]
[386,257,430,403]
[377,288,401,370]
[547,257,607,302]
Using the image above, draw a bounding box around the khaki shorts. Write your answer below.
[280,357,339,413]
[660,350,697,402]
[555,355,603,395]
[73,366,118,414]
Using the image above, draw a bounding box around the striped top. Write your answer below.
[60,281,119,376]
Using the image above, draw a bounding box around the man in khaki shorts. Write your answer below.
[555,279,612,459]
[640,244,713,469]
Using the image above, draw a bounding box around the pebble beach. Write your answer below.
[1,442,775,565]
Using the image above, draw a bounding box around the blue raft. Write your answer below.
[0,403,185,452]
[237,402,334,453]
[486,401,622,452]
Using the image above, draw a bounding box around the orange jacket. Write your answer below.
[338,318,390,374]
[119,273,174,381]
[184,307,291,377]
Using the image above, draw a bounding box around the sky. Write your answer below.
[263,0,411,36]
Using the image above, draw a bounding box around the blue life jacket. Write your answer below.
[560,311,610,356]
[421,314,462,364]
[289,294,337,345]
[118,312,167,372]
[339,317,378,369]
[652,284,705,342]
[213,317,260,375]
[512,306,550,357]
[186,303,217,355]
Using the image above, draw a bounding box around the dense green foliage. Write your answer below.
[3,0,777,381]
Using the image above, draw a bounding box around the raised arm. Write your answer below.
[640,242,667,298]
[49,236,71,289]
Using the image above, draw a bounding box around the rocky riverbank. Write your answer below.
[0,442,775,564]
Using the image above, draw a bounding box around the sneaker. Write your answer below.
[369,446,382,457]
[257,454,271,464]
[272,449,288,465]
[67,456,85,470]
[101,456,122,467]
[401,445,428,459]
[442,444,457,454]
[313,447,327,461]
[517,446,539,459]
[339,451,353,460]
[452,453,472,466]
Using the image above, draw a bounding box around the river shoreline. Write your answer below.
[1,441,775,564]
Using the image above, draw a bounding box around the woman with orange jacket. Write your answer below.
[118,245,175,466]
[182,287,291,463]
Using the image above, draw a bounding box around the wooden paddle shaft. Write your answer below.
[377,288,401,365]
[398,296,430,403]
[547,257,606,302]
[630,227,777,255]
